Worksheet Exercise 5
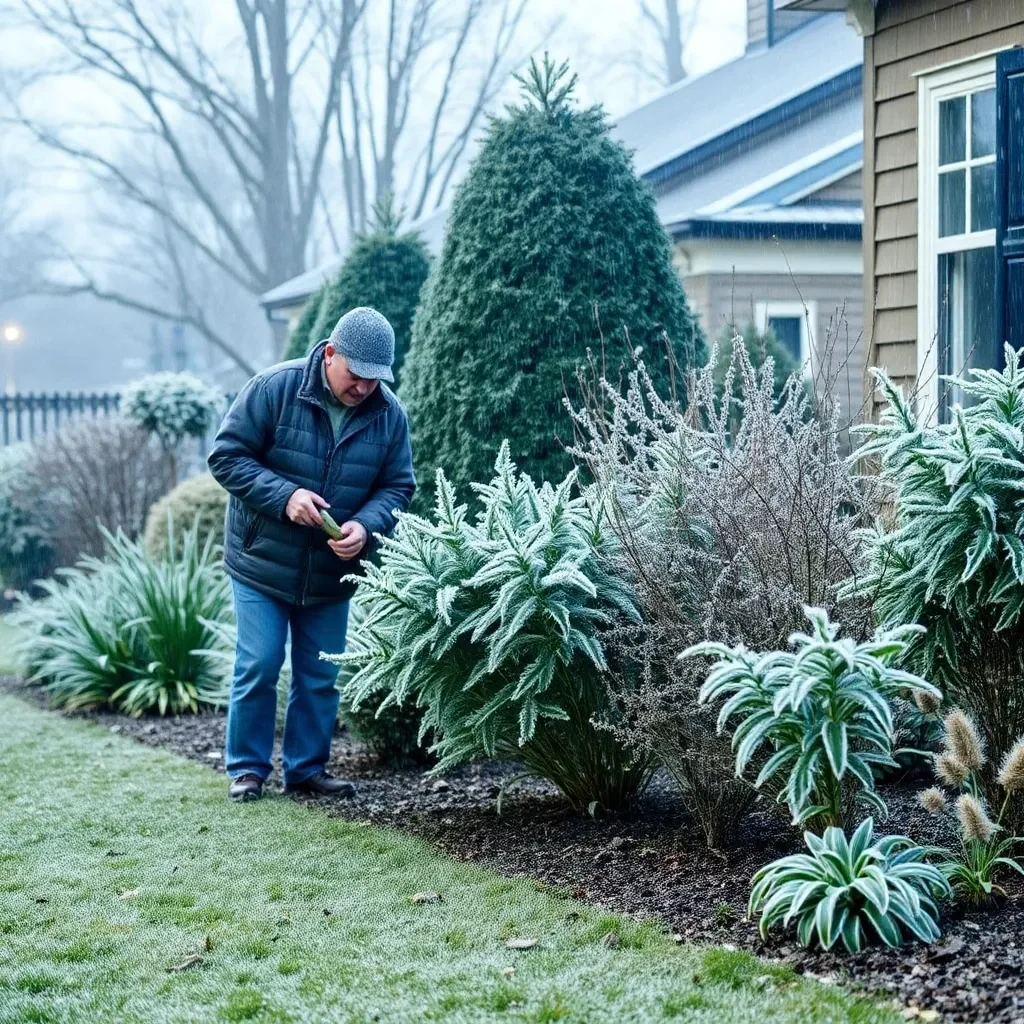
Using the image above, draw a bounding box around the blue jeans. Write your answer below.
[226,580,350,785]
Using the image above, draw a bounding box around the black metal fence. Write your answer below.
[0,392,122,446]
[0,392,233,479]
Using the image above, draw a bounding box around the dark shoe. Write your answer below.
[284,772,356,798]
[229,774,264,802]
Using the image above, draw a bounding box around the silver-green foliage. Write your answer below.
[11,522,231,715]
[122,372,225,448]
[336,592,430,765]
[686,607,940,827]
[329,442,649,811]
[750,818,949,952]
[843,346,1024,765]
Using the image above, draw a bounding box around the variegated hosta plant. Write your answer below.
[326,442,653,813]
[750,818,949,952]
[685,606,940,829]
[843,346,1024,816]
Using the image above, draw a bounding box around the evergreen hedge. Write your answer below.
[399,56,704,507]
[282,284,327,361]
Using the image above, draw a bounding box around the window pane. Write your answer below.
[939,96,966,165]
[939,169,966,237]
[937,246,997,420]
[971,88,996,158]
[971,163,996,232]
[766,316,802,362]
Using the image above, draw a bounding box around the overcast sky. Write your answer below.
[0,0,749,393]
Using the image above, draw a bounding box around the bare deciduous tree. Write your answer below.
[2,0,362,374]
[637,0,701,86]
[337,0,537,232]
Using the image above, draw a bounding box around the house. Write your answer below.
[260,3,869,415]
[780,0,1024,422]
[614,5,866,414]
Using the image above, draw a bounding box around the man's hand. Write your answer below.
[328,520,368,561]
[286,488,329,527]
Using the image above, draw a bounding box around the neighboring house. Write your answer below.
[614,5,866,415]
[260,3,869,416]
[782,0,1024,422]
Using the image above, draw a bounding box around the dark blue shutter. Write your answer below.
[995,48,1024,351]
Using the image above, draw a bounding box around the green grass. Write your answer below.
[0,694,899,1023]
[0,614,21,674]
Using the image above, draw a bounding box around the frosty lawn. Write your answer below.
[0,694,898,1023]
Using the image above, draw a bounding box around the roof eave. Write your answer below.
[668,219,862,242]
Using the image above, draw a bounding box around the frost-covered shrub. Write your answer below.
[568,341,872,846]
[123,372,224,482]
[13,418,173,568]
[844,347,1024,820]
[686,607,939,829]
[144,473,227,561]
[327,443,653,813]
[0,444,57,592]
[335,592,431,765]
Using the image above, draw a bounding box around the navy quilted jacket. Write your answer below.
[208,342,415,605]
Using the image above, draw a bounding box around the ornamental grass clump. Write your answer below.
[11,522,231,715]
[749,818,949,952]
[844,346,1024,823]
[327,442,652,813]
[568,335,871,846]
[918,708,1024,905]
[685,606,940,830]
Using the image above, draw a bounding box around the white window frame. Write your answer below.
[755,300,816,378]
[917,55,997,422]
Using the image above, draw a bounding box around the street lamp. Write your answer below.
[2,322,23,396]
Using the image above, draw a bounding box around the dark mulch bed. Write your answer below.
[6,674,1024,1023]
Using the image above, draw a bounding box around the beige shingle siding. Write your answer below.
[866,0,1024,416]
[684,270,867,423]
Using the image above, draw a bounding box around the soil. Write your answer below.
[6,674,1024,1023]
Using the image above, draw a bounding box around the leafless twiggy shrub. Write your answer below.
[14,418,173,568]
[567,336,875,848]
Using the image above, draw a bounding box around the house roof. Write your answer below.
[260,13,864,312]
[611,13,862,182]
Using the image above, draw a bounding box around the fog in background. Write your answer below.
[0,0,744,394]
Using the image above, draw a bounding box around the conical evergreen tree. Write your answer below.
[282,283,328,361]
[400,56,704,506]
[288,195,431,386]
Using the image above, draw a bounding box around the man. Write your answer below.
[209,306,415,802]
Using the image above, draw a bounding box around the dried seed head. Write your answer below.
[944,710,985,771]
[935,752,969,788]
[913,689,942,715]
[997,737,1024,792]
[956,794,995,843]
[918,787,947,814]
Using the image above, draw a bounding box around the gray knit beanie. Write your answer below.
[328,307,395,382]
